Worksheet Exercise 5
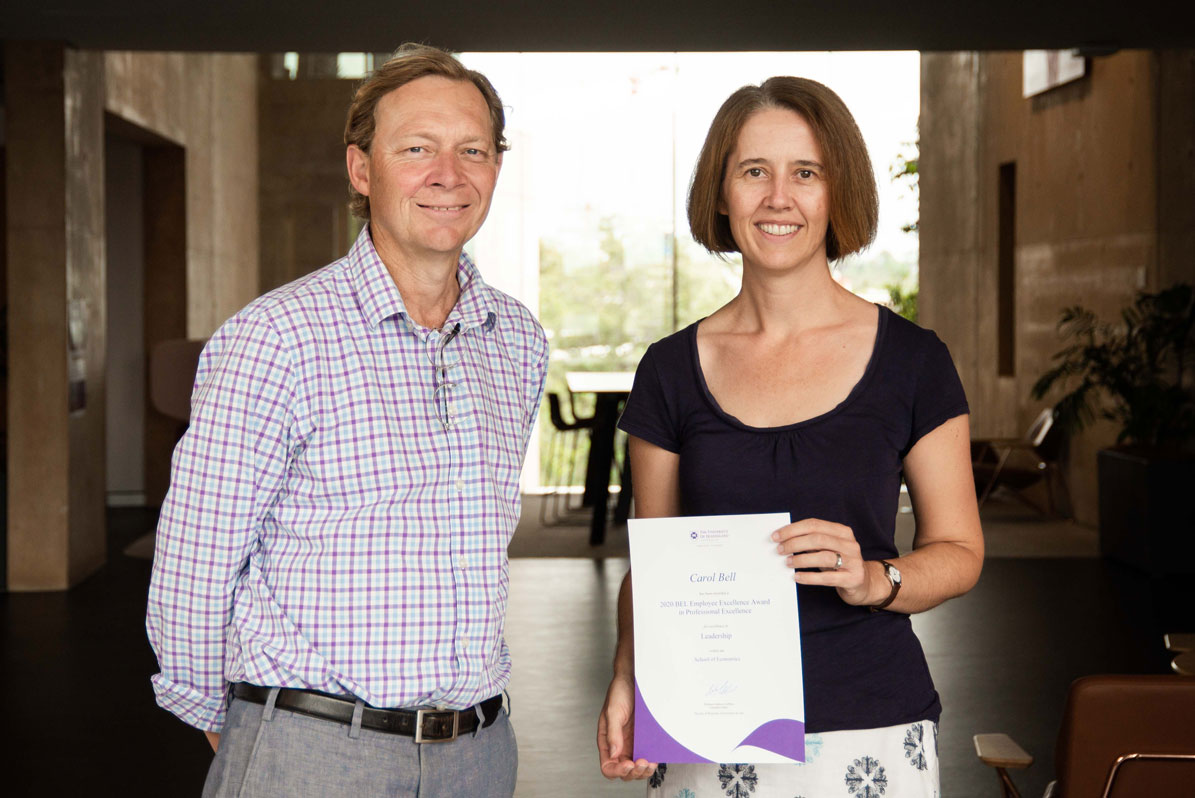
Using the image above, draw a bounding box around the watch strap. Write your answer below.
[870,560,901,611]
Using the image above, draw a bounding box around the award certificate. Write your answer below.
[629,513,804,764]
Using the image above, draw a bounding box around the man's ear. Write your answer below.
[346,145,370,197]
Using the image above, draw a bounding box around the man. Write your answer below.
[147,44,546,797]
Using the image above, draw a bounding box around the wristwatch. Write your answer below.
[870,560,902,611]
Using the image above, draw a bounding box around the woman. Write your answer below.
[597,77,983,796]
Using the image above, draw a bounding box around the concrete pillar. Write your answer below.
[5,42,107,590]
[258,59,356,291]
[919,53,985,427]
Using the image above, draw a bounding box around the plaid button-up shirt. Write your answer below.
[147,227,548,731]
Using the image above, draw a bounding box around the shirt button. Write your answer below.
[458,557,468,569]
[455,479,465,493]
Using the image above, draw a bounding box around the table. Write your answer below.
[565,371,635,545]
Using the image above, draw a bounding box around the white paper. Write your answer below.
[629,513,805,764]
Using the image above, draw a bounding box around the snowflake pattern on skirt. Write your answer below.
[717,764,759,797]
[803,733,824,763]
[645,720,937,798]
[845,755,888,797]
[903,724,928,771]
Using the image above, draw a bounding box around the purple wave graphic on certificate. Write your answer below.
[634,682,804,763]
[735,718,805,760]
[634,682,711,763]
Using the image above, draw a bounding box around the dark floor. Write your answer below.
[2,508,1190,796]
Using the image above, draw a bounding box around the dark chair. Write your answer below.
[975,674,1195,797]
[972,407,1070,516]
[540,392,595,526]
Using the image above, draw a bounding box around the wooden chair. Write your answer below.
[972,407,1070,516]
[975,674,1195,797]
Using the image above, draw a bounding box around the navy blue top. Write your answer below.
[618,306,969,732]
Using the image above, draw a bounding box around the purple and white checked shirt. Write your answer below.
[147,227,547,732]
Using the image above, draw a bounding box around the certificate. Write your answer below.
[629,513,804,764]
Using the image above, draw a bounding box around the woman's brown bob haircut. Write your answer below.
[344,43,509,221]
[688,76,878,262]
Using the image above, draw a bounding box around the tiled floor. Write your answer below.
[2,500,1188,797]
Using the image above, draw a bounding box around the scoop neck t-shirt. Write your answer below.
[617,305,969,732]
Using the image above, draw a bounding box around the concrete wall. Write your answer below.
[105,51,259,507]
[920,53,983,413]
[258,63,358,292]
[4,45,258,589]
[104,52,259,336]
[921,50,1195,525]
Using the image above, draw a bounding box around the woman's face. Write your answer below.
[719,107,829,273]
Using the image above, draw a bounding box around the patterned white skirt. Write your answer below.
[645,720,938,798]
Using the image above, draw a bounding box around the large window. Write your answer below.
[457,52,920,487]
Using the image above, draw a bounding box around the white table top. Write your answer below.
[565,371,635,394]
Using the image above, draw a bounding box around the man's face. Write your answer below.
[348,75,501,266]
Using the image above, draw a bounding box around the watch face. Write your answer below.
[888,564,902,585]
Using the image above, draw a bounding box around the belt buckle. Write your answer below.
[414,708,459,743]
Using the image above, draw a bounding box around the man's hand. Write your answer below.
[597,674,657,781]
[204,731,220,753]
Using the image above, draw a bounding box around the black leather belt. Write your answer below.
[232,683,502,743]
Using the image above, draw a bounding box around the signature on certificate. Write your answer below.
[705,680,739,697]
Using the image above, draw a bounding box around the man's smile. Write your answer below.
[418,203,469,212]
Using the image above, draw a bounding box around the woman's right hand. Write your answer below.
[597,673,658,781]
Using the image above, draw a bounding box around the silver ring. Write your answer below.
[834,552,843,570]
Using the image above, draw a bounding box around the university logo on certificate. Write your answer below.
[629,513,805,764]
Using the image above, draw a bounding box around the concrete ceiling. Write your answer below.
[1,0,1189,53]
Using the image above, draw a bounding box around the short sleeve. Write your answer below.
[903,332,970,457]
[617,343,681,453]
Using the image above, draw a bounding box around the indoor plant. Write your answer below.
[1032,283,1194,574]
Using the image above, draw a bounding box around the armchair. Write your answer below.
[975,674,1195,797]
[972,407,1070,516]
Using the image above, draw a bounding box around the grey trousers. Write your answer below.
[202,693,518,797]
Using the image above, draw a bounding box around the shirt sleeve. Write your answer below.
[523,326,549,453]
[903,331,970,458]
[617,343,681,453]
[145,314,299,732]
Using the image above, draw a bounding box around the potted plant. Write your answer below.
[1032,283,1195,574]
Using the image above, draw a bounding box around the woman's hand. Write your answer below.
[597,673,658,781]
[773,518,881,607]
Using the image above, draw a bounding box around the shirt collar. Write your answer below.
[349,225,497,333]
